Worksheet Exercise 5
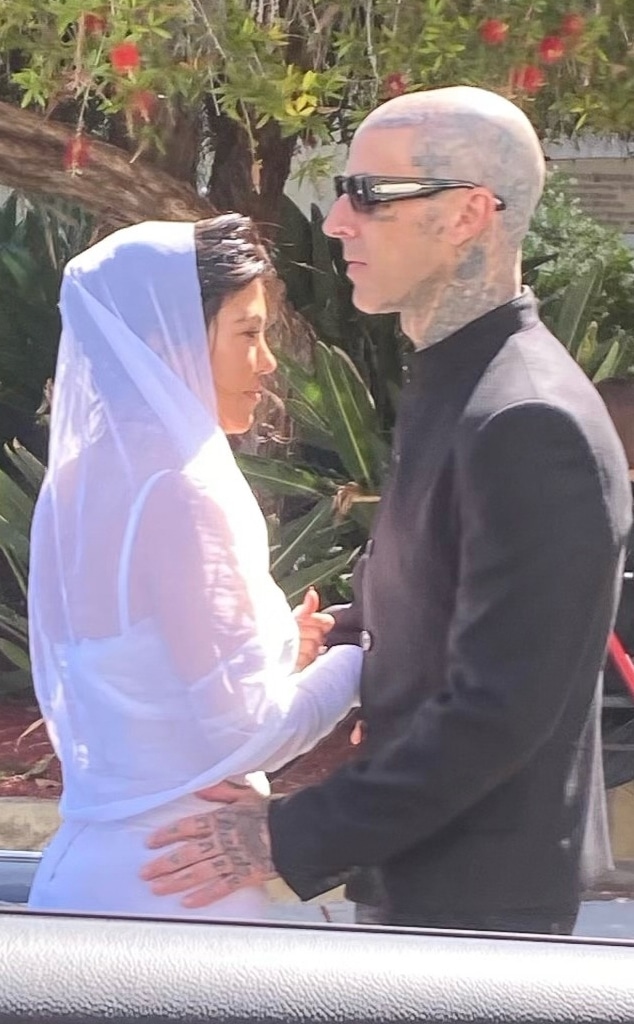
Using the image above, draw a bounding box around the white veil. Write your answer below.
[31,219,271,630]
[27,220,332,821]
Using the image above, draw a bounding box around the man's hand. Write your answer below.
[140,791,276,909]
[293,587,334,671]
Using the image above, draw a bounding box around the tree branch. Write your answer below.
[0,101,214,226]
[0,99,315,398]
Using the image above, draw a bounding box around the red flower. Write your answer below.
[110,40,141,74]
[512,65,546,93]
[382,72,410,98]
[479,19,509,45]
[81,12,106,35]
[561,13,585,37]
[128,90,158,122]
[63,135,91,172]
[538,35,565,64]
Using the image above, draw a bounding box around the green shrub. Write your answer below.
[0,191,95,412]
[525,171,634,346]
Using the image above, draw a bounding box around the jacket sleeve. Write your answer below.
[268,402,630,900]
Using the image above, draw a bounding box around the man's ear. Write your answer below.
[445,190,497,247]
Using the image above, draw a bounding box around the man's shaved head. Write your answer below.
[360,86,545,248]
[324,85,544,346]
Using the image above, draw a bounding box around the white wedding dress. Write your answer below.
[27,221,361,920]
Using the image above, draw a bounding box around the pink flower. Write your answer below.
[128,90,158,122]
[479,19,509,45]
[512,65,546,93]
[561,13,585,37]
[110,40,141,74]
[63,135,92,172]
[538,35,565,64]
[81,12,107,35]
[382,72,410,99]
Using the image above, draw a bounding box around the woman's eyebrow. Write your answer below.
[235,313,266,325]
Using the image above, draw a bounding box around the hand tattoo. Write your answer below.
[214,802,274,880]
[143,800,274,891]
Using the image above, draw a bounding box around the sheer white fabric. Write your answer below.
[28,221,361,829]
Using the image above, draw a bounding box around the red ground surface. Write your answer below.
[0,700,358,799]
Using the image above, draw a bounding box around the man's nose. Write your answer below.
[323,196,357,239]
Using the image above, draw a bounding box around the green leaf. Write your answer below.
[0,638,30,671]
[274,196,314,312]
[1,545,28,599]
[554,259,605,354]
[237,453,333,499]
[0,463,34,536]
[279,546,359,603]
[0,247,33,289]
[0,601,27,627]
[4,442,45,496]
[277,355,336,448]
[0,518,30,564]
[271,496,334,577]
[0,603,29,646]
[576,321,599,373]
[522,253,556,278]
[0,669,33,696]
[314,342,387,487]
[592,339,622,383]
[285,397,336,451]
[278,354,328,419]
[309,205,343,339]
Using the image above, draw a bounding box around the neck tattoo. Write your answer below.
[401,240,519,349]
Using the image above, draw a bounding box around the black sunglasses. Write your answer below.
[334,174,506,213]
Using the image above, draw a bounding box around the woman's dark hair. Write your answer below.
[194,213,273,327]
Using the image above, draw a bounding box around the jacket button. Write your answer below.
[360,629,373,652]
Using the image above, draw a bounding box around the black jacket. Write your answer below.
[269,292,632,926]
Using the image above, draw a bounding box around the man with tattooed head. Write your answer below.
[142,87,631,935]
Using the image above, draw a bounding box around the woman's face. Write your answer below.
[209,278,277,435]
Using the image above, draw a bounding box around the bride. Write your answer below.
[27,215,361,919]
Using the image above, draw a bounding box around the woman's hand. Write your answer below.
[293,587,334,671]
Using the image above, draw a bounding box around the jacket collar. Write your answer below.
[404,288,540,388]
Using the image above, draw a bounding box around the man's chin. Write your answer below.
[350,286,394,316]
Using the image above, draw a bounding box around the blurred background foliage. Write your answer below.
[0,163,632,696]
